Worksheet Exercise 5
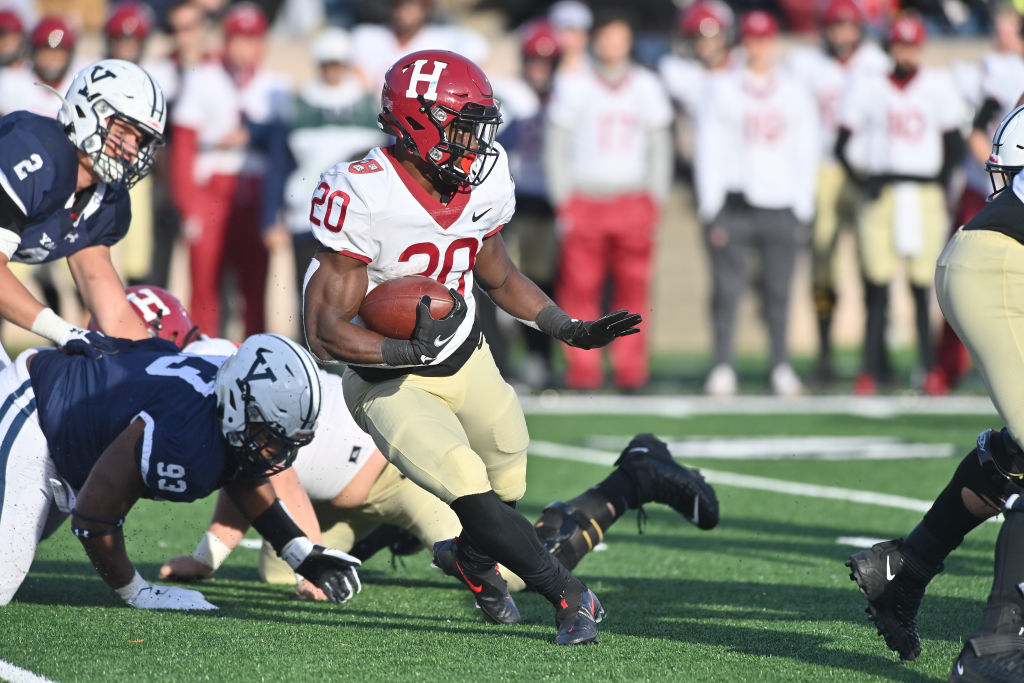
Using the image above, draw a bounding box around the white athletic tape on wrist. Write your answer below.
[114,570,149,602]
[281,536,314,571]
[192,531,233,571]
[30,307,75,344]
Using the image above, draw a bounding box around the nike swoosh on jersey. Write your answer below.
[471,208,492,222]
[434,332,457,347]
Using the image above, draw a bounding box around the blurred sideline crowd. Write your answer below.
[0,0,1021,396]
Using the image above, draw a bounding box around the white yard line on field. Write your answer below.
[585,435,954,460]
[519,394,996,418]
[0,660,57,683]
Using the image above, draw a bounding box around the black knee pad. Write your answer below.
[534,501,604,571]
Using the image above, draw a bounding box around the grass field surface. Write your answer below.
[0,401,1005,682]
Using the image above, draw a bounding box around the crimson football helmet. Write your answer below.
[679,1,733,39]
[89,285,198,349]
[105,3,154,40]
[822,0,864,25]
[379,49,502,188]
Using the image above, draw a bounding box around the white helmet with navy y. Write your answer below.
[215,333,322,477]
[58,58,166,190]
[987,103,1024,198]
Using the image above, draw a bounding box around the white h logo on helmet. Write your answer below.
[405,59,448,101]
[127,287,171,323]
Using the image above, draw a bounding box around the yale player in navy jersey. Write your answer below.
[0,58,166,353]
[0,333,362,609]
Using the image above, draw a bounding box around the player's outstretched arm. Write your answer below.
[75,419,217,610]
[474,233,642,349]
[161,469,324,581]
[68,245,150,340]
[226,477,361,604]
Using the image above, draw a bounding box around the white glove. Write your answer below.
[116,571,218,610]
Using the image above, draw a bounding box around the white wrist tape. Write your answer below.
[114,570,149,602]
[192,531,233,571]
[30,307,75,344]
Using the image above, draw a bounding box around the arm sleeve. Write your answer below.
[308,171,374,261]
[972,96,1003,133]
[646,127,674,203]
[693,85,729,224]
[941,129,965,184]
[793,89,820,223]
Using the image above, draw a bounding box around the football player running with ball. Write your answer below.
[0,333,362,609]
[0,59,167,351]
[847,105,1024,679]
[302,50,641,644]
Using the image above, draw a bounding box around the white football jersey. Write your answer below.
[964,52,1024,195]
[787,41,888,159]
[838,67,965,177]
[309,144,516,369]
[0,62,84,117]
[547,65,673,192]
[658,53,732,117]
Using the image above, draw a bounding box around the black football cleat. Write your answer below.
[847,538,932,661]
[432,538,522,625]
[949,634,1024,682]
[615,433,719,530]
[555,588,605,645]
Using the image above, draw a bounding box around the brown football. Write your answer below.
[358,275,454,339]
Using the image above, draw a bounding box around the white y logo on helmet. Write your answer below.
[405,59,448,101]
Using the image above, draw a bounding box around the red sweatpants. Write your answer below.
[186,173,268,337]
[555,192,657,390]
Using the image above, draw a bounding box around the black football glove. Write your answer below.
[537,307,642,350]
[282,537,362,604]
[60,329,121,359]
[381,289,468,366]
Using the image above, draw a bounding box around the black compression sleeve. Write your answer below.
[0,186,27,234]
[250,499,305,554]
[973,96,1002,133]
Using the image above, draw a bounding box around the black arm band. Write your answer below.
[70,508,125,538]
[381,337,417,366]
[535,305,574,340]
[250,499,305,554]
[973,97,1002,133]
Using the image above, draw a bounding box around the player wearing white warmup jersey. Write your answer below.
[836,13,965,395]
[304,50,641,644]
[658,0,735,120]
[545,12,672,391]
[787,0,888,384]
[0,16,83,117]
[696,10,819,398]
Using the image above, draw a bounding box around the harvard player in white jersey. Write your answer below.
[302,50,641,645]
[0,16,83,117]
[835,13,965,395]
[786,0,888,384]
[658,0,735,120]
[695,11,819,398]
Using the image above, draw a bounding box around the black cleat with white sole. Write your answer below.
[555,588,605,645]
[846,538,939,661]
[433,538,522,625]
[949,634,1024,682]
[615,433,719,530]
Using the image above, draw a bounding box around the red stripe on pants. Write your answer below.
[187,173,268,337]
[555,192,656,390]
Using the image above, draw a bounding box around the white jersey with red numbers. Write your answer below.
[546,65,673,193]
[308,144,516,369]
[964,52,1024,195]
[786,41,888,160]
[184,337,377,500]
[0,63,84,117]
[172,60,292,182]
[658,54,733,117]
[838,67,965,177]
[695,67,820,223]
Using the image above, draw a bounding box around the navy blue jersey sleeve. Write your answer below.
[85,191,132,248]
[0,112,77,225]
[135,407,227,503]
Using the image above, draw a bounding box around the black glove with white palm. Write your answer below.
[381,289,468,366]
[281,537,362,604]
[535,306,642,350]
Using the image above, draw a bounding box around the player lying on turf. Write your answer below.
[0,332,362,609]
[302,49,642,645]
[847,104,1024,679]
